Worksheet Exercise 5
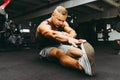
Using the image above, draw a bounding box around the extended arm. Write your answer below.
[37,21,86,47]
[62,21,77,38]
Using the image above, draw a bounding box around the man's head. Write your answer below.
[53,6,68,16]
[51,6,68,27]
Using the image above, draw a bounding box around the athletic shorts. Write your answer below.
[39,44,71,58]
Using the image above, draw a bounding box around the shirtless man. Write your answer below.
[36,6,95,76]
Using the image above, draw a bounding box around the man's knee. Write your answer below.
[50,48,65,57]
[83,42,95,58]
[67,46,82,57]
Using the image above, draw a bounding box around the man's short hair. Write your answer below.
[54,6,68,16]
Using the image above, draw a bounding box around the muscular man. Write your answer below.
[36,6,95,76]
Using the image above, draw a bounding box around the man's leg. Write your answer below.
[58,44,82,58]
[66,46,83,58]
[79,42,95,76]
[65,42,95,76]
[49,48,83,70]
[39,43,95,76]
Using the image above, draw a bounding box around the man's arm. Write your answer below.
[38,25,69,42]
[37,21,86,47]
[52,31,86,47]
[63,21,77,38]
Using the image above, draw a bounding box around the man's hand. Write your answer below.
[68,38,86,47]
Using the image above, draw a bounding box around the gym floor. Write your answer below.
[0,43,120,80]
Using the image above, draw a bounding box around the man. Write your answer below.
[36,6,95,76]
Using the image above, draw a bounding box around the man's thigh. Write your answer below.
[66,42,95,58]
[39,47,56,58]
[67,45,82,57]
[39,44,70,58]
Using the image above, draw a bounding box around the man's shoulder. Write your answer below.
[38,20,48,27]
[37,20,51,30]
[41,20,48,24]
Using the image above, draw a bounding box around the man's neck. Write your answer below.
[47,18,58,30]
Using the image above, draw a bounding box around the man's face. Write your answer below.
[52,12,67,28]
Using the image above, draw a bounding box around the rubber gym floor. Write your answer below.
[0,43,120,80]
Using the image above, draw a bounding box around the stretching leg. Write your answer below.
[66,46,83,58]
[50,48,82,70]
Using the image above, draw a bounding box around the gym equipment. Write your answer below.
[115,22,120,33]
[0,0,11,15]
[0,0,23,46]
[0,0,11,42]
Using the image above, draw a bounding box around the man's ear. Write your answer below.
[52,12,57,17]
[51,13,54,18]
[52,12,55,16]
